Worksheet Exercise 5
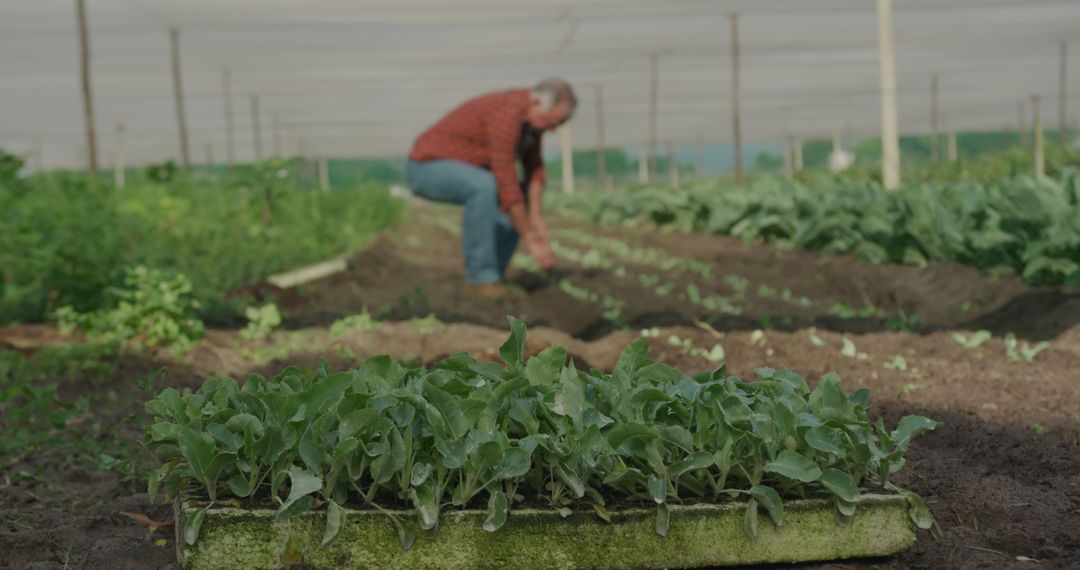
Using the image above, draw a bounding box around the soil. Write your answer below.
[2,200,1079,569]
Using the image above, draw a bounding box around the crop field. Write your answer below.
[3,165,1080,568]
[6,0,1080,566]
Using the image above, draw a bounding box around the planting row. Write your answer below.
[548,171,1080,285]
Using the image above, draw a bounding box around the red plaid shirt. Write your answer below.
[409,88,545,210]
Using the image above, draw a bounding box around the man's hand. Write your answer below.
[525,231,554,270]
[508,203,555,270]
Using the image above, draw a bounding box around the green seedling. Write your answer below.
[721,275,749,298]
[952,330,991,349]
[144,317,938,547]
[884,356,908,372]
[330,311,381,337]
[240,303,282,341]
[54,266,204,356]
[1004,333,1050,363]
[411,313,447,335]
[840,338,868,360]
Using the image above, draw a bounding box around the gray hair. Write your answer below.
[532,78,577,111]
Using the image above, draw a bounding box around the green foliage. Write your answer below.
[330,311,381,338]
[56,265,205,354]
[0,148,27,191]
[0,343,152,488]
[240,303,283,341]
[0,164,404,323]
[550,169,1080,285]
[144,318,937,547]
[1003,333,1050,363]
[145,160,180,183]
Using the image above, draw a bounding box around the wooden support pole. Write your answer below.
[783,138,794,181]
[594,85,608,188]
[667,141,679,188]
[930,73,939,162]
[638,149,648,184]
[319,156,330,191]
[1018,99,1028,146]
[169,28,191,168]
[273,114,282,157]
[697,132,706,180]
[560,125,575,194]
[730,13,743,185]
[251,94,263,162]
[76,0,98,172]
[648,54,658,183]
[113,123,125,188]
[793,138,804,171]
[223,69,236,167]
[1060,40,1068,144]
[1033,94,1045,177]
[876,0,901,189]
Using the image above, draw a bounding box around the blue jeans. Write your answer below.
[405,159,519,284]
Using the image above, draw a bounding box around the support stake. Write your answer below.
[170,28,190,168]
[730,13,743,185]
[876,0,901,189]
[76,0,98,172]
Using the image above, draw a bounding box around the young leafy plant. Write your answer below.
[144,317,938,548]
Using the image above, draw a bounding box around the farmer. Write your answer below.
[406,78,576,297]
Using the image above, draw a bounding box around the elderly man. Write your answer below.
[406,78,576,297]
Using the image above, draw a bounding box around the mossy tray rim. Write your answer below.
[175,492,917,570]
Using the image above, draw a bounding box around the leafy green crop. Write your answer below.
[240,303,283,341]
[56,266,205,355]
[145,317,937,548]
[549,170,1080,286]
[56,266,205,354]
[0,164,403,323]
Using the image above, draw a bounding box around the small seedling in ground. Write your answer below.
[240,303,282,340]
[329,310,380,337]
[1004,333,1050,363]
[640,327,661,338]
[807,328,826,347]
[884,355,908,371]
[840,337,869,360]
[722,275,749,298]
[885,311,923,332]
[900,382,922,396]
[953,330,991,349]
[410,313,447,335]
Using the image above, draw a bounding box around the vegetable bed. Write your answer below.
[145,317,937,568]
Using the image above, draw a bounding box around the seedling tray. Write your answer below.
[175,493,915,569]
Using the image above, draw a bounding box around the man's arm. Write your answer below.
[488,107,553,269]
[523,140,549,240]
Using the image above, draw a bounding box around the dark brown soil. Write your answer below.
[3,201,1078,569]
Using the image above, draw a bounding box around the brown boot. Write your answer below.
[471,282,511,299]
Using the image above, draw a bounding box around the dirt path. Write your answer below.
[2,202,1079,569]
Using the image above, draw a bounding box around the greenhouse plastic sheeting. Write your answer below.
[1,0,1076,167]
